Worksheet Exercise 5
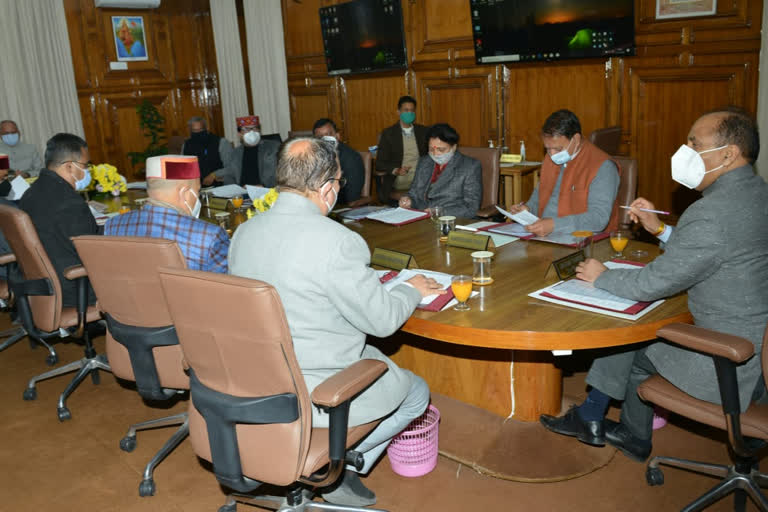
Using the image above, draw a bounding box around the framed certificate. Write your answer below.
[656,0,717,19]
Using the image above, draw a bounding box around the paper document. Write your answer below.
[485,222,530,238]
[6,175,30,200]
[495,205,539,226]
[94,212,120,226]
[546,279,640,311]
[88,201,108,214]
[211,184,247,198]
[466,221,519,246]
[381,268,452,306]
[126,181,147,190]
[246,185,270,201]
[530,231,610,247]
[340,205,392,220]
[365,207,428,225]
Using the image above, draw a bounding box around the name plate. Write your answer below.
[551,250,585,280]
[446,231,492,250]
[208,197,230,211]
[371,248,417,270]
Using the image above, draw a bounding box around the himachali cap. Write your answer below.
[236,115,260,128]
[145,155,200,180]
[0,154,8,170]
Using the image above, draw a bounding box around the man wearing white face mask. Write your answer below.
[0,120,43,178]
[104,155,229,273]
[230,137,444,507]
[540,108,768,463]
[20,133,99,307]
[215,115,280,188]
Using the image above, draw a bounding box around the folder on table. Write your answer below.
[379,269,455,311]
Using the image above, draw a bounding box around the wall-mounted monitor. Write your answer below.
[320,0,407,76]
[470,0,635,65]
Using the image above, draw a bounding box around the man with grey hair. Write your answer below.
[181,116,232,186]
[229,137,444,506]
[0,119,43,177]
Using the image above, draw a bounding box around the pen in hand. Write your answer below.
[620,205,670,215]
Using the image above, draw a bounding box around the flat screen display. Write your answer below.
[470,0,635,64]
[320,0,407,76]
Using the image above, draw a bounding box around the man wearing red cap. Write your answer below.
[213,115,280,188]
[104,155,229,273]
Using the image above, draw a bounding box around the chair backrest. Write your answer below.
[287,130,313,139]
[357,150,372,199]
[611,156,638,228]
[158,268,312,487]
[459,146,500,209]
[0,205,62,332]
[589,126,622,155]
[167,135,185,155]
[72,236,189,391]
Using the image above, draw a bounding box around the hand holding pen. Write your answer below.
[625,198,666,235]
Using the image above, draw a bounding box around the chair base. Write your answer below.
[221,489,388,512]
[647,455,768,512]
[0,326,27,352]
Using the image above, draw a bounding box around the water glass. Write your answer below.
[451,275,473,311]
[428,206,443,231]
[438,215,456,242]
[471,251,494,285]
[571,230,594,258]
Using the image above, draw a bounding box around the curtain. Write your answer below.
[244,0,291,140]
[210,0,250,143]
[756,3,768,181]
[0,0,84,155]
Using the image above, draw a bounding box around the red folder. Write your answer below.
[379,271,455,311]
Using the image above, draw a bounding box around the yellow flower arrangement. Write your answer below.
[90,163,127,196]
[246,188,279,219]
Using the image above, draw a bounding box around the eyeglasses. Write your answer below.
[326,177,347,189]
[62,160,93,170]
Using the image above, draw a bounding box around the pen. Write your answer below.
[455,225,478,232]
[620,205,670,215]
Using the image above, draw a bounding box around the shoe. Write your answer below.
[539,405,605,446]
[321,470,377,507]
[604,419,652,462]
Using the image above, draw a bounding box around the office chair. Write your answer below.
[588,126,622,155]
[73,235,190,497]
[158,268,389,512]
[458,146,500,218]
[0,252,28,354]
[638,323,768,511]
[611,156,638,229]
[0,205,109,421]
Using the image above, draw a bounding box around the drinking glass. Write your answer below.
[231,196,244,210]
[428,206,443,232]
[438,215,456,242]
[571,230,594,258]
[451,275,473,311]
[610,230,630,259]
[118,205,131,215]
[215,212,231,236]
[471,251,494,285]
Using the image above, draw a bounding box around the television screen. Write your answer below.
[320,0,407,76]
[470,0,635,64]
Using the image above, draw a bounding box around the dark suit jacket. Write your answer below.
[375,122,428,172]
[337,142,365,203]
[20,169,99,307]
[219,139,280,188]
[407,151,482,219]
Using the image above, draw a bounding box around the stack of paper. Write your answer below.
[465,221,519,247]
[211,184,247,198]
[339,205,391,220]
[495,205,539,226]
[364,207,429,225]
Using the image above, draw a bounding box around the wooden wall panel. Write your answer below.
[341,74,409,151]
[288,78,338,133]
[282,0,326,59]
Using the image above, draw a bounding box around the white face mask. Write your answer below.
[671,144,727,189]
[551,137,575,166]
[321,181,338,215]
[429,150,454,166]
[182,187,201,218]
[243,130,261,146]
[321,135,338,149]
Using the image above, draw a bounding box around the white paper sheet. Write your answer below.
[6,176,30,200]
[211,184,247,198]
[465,221,519,246]
[340,205,392,220]
[495,205,539,226]
[365,207,428,225]
[381,268,452,306]
[126,181,147,190]
[246,185,270,201]
[486,222,530,238]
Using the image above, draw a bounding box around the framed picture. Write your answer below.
[112,16,148,61]
[656,0,717,19]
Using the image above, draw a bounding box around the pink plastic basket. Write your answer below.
[387,404,440,477]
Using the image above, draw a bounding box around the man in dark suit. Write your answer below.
[216,115,280,188]
[20,133,99,307]
[375,95,428,204]
[312,118,365,204]
[398,123,482,219]
[181,116,232,187]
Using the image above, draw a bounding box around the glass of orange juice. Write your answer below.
[610,230,630,259]
[118,205,131,214]
[451,275,473,311]
[231,196,244,211]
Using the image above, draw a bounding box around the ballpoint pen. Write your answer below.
[620,205,670,215]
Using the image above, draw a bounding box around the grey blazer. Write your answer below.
[406,151,482,218]
[217,139,280,187]
[229,192,423,427]
[595,165,768,410]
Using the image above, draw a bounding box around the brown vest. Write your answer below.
[537,139,620,232]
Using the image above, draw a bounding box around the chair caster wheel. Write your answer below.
[46,354,58,366]
[91,370,100,385]
[57,407,72,422]
[219,504,237,512]
[23,388,37,401]
[119,436,136,452]
[646,466,664,486]
[139,479,156,497]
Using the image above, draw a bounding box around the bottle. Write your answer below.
[520,140,526,162]
[488,139,495,148]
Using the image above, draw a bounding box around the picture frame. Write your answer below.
[112,16,148,61]
[656,0,717,19]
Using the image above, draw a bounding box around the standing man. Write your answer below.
[313,118,365,204]
[0,120,43,177]
[375,95,428,204]
[181,116,232,187]
[540,108,768,462]
[215,116,280,188]
[20,133,99,307]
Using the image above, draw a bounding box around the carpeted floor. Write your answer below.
[0,315,762,511]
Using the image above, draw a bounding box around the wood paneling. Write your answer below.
[341,74,409,150]
[65,0,222,181]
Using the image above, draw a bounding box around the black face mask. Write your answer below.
[190,131,207,139]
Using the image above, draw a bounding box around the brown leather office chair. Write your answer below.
[0,205,109,421]
[638,323,768,511]
[72,235,190,497]
[611,156,638,229]
[158,268,389,512]
[167,135,185,155]
[459,146,500,218]
[288,130,314,139]
[347,151,373,208]
[0,252,28,354]
[589,126,622,155]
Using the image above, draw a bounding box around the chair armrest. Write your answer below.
[0,253,16,265]
[657,323,754,364]
[311,359,388,409]
[63,265,87,280]
[476,206,497,218]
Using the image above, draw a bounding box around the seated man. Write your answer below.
[0,119,43,177]
[312,118,365,204]
[181,116,232,186]
[509,109,620,236]
[20,133,99,307]
[541,108,768,462]
[229,137,444,507]
[375,95,428,204]
[398,123,482,219]
[104,155,229,273]
[215,115,280,188]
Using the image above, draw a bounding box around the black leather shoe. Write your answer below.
[540,406,605,446]
[604,419,652,462]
